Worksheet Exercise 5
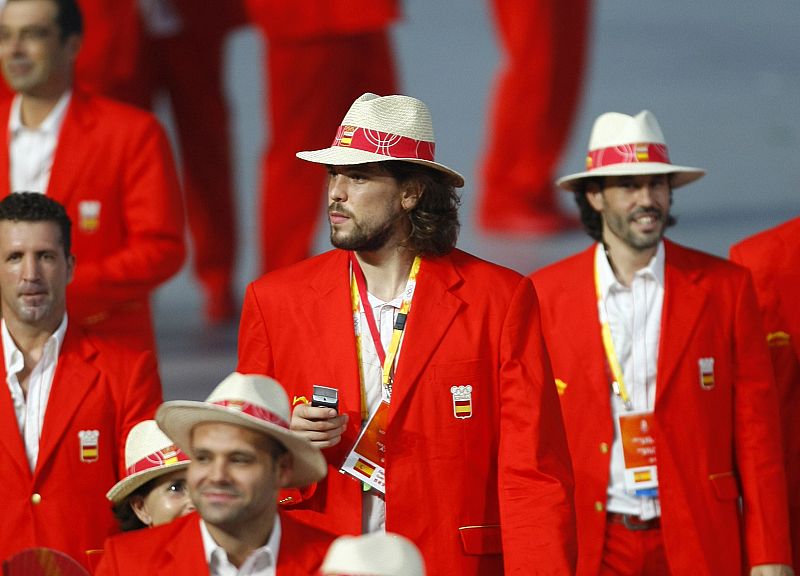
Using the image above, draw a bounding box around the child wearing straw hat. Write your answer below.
[95,373,337,575]
[532,110,792,575]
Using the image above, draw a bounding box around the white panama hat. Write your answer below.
[106,420,190,504]
[557,110,705,191]
[320,532,426,576]
[296,92,465,188]
[156,373,327,488]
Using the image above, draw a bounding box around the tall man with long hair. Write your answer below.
[237,93,577,575]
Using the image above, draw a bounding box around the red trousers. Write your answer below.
[478,0,590,229]
[258,31,397,272]
[599,520,671,576]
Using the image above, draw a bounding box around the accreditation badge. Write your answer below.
[340,401,389,493]
[618,411,658,496]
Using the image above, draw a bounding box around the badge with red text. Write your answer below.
[619,411,658,496]
[78,429,100,463]
[341,401,389,493]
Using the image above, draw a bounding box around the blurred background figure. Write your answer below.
[72,0,247,325]
[321,532,426,576]
[106,419,193,532]
[0,0,186,352]
[730,217,800,567]
[476,0,590,235]
[244,0,400,273]
[3,548,90,576]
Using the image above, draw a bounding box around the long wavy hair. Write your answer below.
[380,161,461,256]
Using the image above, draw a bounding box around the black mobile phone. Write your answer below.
[311,385,339,411]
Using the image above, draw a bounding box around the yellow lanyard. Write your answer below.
[594,256,633,410]
[350,254,422,421]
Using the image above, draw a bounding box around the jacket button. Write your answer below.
[599,442,609,454]
[594,501,604,512]
[31,493,42,505]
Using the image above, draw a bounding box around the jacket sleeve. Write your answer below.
[117,350,163,475]
[732,271,792,566]
[498,276,578,574]
[67,117,185,310]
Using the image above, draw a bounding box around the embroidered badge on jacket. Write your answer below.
[78,430,100,462]
[451,385,473,419]
[78,200,101,232]
[698,357,715,390]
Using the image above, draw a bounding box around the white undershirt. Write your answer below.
[358,291,403,534]
[3,315,68,472]
[595,242,664,519]
[8,91,71,194]
[201,516,281,576]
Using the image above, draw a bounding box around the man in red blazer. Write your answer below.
[0,193,162,569]
[532,110,793,575]
[0,0,185,352]
[731,217,800,567]
[244,0,398,274]
[238,93,577,575]
[95,372,335,575]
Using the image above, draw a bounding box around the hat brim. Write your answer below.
[106,460,190,504]
[155,402,327,488]
[557,162,705,191]
[297,146,465,188]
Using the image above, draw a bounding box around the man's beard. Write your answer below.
[329,204,405,252]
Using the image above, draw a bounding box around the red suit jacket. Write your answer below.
[238,249,577,575]
[0,91,185,351]
[532,240,792,575]
[0,325,162,569]
[95,511,334,575]
[730,217,800,565]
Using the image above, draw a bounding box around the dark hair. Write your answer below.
[0,192,72,256]
[380,161,461,256]
[112,479,157,532]
[573,177,676,241]
[7,0,83,39]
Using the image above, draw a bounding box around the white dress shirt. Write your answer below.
[8,91,71,194]
[201,516,281,576]
[357,291,404,533]
[595,242,665,519]
[3,315,68,471]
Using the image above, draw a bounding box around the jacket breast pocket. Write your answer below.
[709,471,740,500]
[459,525,502,555]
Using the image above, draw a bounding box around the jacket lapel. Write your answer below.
[656,240,709,403]
[0,97,11,197]
[158,514,208,576]
[0,342,30,478]
[387,253,464,425]
[305,251,362,415]
[34,328,99,475]
[46,91,97,207]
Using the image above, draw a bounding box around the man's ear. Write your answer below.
[276,452,294,489]
[66,254,75,284]
[585,184,605,212]
[400,181,423,211]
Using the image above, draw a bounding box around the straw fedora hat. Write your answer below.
[320,532,426,576]
[557,110,705,191]
[106,420,190,504]
[156,372,327,488]
[296,92,465,188]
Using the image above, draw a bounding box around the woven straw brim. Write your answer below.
[156,402,327,488]
[296,146,465,188]
[106,460,190,504]
[557,162,705,191]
